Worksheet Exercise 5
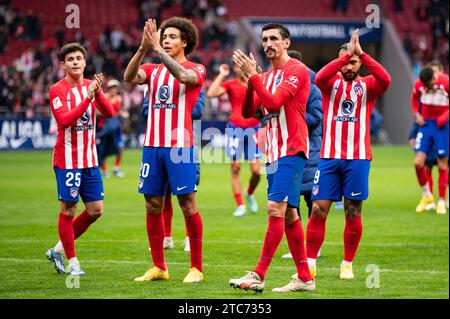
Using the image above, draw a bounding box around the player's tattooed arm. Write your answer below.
[158,49,199,85]
[124,22,150,84]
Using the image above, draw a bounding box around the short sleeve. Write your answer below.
[188,63,206,86]
[139,64,157,85]
[220,80,232,92]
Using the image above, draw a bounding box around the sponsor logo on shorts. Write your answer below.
[177,186,188,191]
[70,187,78,198]
[312,185,319,196]
[351,192,362,197]
[138,178,144,189]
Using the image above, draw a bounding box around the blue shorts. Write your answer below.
[414,120,449,157]
[311,159,371,201]
[225,123,262,161]
[139,147,198,196]
[54,167,104,203]
[266,153,306,209]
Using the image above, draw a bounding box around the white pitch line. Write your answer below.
[0,239,447,248]
[0,258,447,275]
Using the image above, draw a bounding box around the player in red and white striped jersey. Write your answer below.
[229,23,314,293]
[46,43,114,276]
[124,17,205,283]
[411,66,449,214]
[306,29,391,280]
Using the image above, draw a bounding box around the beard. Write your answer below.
[340,70,359,81]
[265,48,276,59]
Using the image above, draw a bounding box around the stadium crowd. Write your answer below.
[0,0,448,124]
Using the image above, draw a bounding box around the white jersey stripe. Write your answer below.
[346,82,357,160]
[145,68,158,147]
[279,106,288,158]
[71,87,84,168]
[359,82,368,159]
[324,79,340,158]
[334,81,348,159]
[177,84,186,147]
[165,74,175,147]
[81,87,93,167]
[153,67,167,147]
[64,92,73,169]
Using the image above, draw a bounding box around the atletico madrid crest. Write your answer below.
[354,84,364,96]
[312,185,319,196]
[70,187,78,198]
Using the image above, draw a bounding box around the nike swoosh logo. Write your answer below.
[438,150,445,154]
[9,137,28,149]
[351,192,362,196]
[177,186,188,191]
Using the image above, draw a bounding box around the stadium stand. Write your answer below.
[0,0,448,121]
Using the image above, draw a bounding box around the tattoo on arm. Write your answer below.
[159,50,198,85]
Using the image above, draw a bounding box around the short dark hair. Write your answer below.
[261,23,291,39]
[59,42,87,61]
[337,43,349,56]
[287,50,302,61]
[419,66,435,87]
[428,60,444,71]
[160,17,199,56]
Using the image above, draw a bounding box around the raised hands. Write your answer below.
[219,64,230,77]
[232,50,257,79]
[140,19,162,53]
[348,29,364,57]
[88,73,104,99]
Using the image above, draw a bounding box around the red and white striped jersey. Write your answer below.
[248,58,310,163]
[411,73,449,120]
[140,61,206,148]
[316,52,391,160]
[49,78,114,169]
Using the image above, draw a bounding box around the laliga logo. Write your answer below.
[80,111,90,124]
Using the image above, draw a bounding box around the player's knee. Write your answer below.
[311,203,327,218]
[437,159,448,170]
[89,208,103,219]
[145,199,163,215]
[231,164,241,176]
[267,202,284,217]
[345,204,361,218]
[414,157,425,168]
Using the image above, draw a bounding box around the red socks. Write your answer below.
[343,215,363,262]
[184,212,203,272]
[146,214,166,271]
[73,210,98,239]
[306,214,327,259]
[162,195,173,238]
[426,167,434,195]
[285,219,312,282]
[415,166,428,187]
[58,213,75,259]
[234,193,244,206]
[438,168,448,200]
[253,216,285,280]
[114,157,121,167]
[246,186,255,196]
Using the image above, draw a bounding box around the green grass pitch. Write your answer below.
[0,146,448,299]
